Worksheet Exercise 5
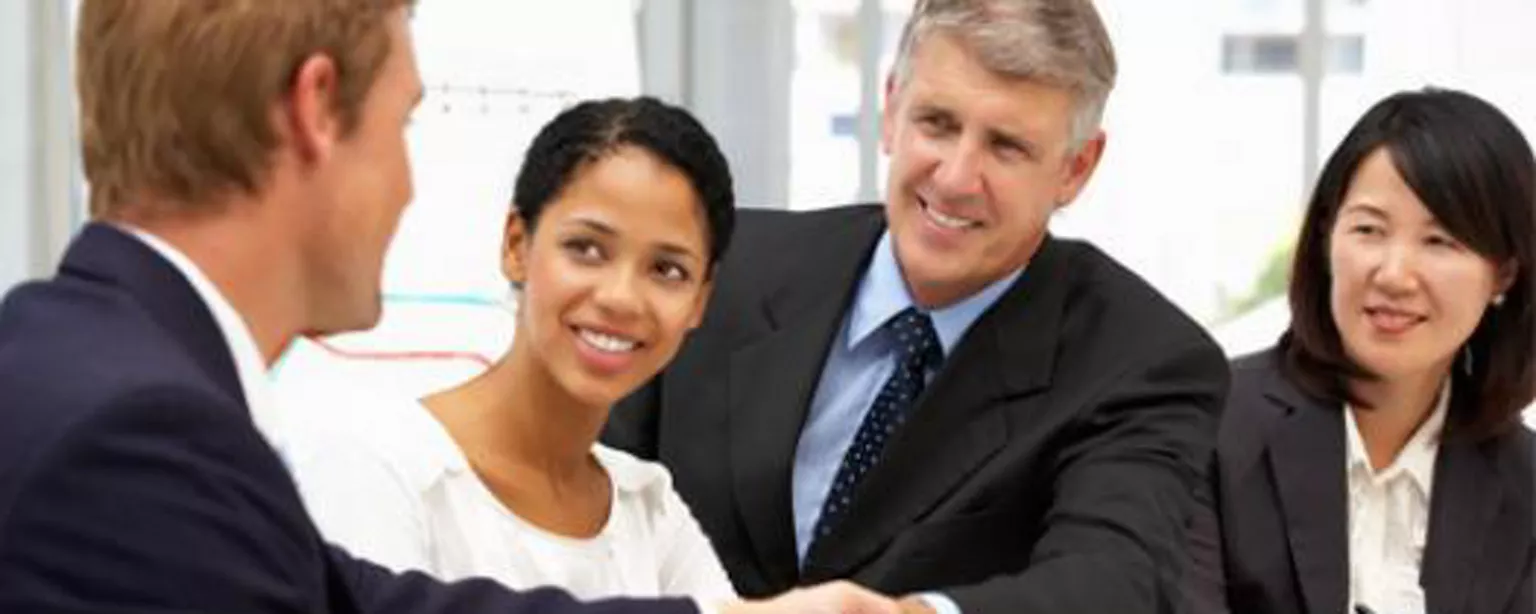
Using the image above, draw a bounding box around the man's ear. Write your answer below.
[283,54,342,163]
[502,211,531,287]
[1053,131,1108,211]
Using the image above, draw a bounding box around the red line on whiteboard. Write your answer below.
[310,338,494,368]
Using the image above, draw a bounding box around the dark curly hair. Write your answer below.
[511,96,735,267]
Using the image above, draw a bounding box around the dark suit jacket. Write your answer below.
[0,224,694,614]
[1189,349,1535,614]
[603,205,1230,614]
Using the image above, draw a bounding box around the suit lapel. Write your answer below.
[1266,373,1350,614]
[59,223,246,406]
[1421,435,1514,614]
[802,238,1068,579]
[728,209,885,589]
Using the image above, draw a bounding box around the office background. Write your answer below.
[2,0,1533,398]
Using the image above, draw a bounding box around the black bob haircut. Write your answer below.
[1281,87,1534,440]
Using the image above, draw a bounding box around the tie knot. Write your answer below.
[886,307,940,365]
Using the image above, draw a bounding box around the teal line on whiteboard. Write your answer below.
[382,292,502,308]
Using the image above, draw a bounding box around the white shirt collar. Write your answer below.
[119,225,284,450]
[1344,381,1450,492]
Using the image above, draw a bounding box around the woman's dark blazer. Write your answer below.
[1187,348,1535,614]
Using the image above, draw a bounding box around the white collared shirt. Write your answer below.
[121,226,283,449]
[279,389,737,604]
[1344,384,1449,614]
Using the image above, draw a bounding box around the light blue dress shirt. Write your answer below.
[789,232,1023,614]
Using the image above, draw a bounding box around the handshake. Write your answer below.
[721,582,933,614]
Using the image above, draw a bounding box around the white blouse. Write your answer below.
[1343,384,1449,614]
[277,391,736,603]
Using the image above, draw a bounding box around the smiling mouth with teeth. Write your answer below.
[575,327,640,353]
[919,196,980,230]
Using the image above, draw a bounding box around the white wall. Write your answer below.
[0,0,35,291]
[0,0,77,293]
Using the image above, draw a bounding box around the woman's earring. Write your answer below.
[503,283,523,318]
[1492,293,1506,307]
[1463,345,1475,376]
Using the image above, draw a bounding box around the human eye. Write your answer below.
[561,237,606,263]
[652,259,693,284]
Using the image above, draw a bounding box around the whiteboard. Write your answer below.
[273,0,640,406]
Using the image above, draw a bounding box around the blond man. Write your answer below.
[0,2,895,614]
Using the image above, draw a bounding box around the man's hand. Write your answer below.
[896,596,937,614]
[721,581,901,614]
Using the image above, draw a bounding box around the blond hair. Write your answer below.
[76,0,415,216]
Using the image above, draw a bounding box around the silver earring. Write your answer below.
[504,284,523,317]
[1492,293,1506,307]
[1463,345,1474,376]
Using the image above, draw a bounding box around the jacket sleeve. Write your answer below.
[945,338,1230,614]
[1184,454,1231,614]
[0,385,697,614]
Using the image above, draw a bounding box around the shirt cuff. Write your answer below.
[918,592,962,614]
[693,596,723,614]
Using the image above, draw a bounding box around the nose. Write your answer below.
[1371,243,1421,297]
[591,266,644,321]
[931,138,985,200]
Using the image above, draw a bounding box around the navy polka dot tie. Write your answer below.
[812,307,941,544]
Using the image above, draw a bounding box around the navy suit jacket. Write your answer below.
[0,224,697,614]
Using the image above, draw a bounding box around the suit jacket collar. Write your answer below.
[57,223,246,407]
[802,235,1065,578]
[1260,357,1526,614]
[733,206,1068,581]
[1419,429,1522,614]
[1262,368,1351,614]
[727,206,887,588]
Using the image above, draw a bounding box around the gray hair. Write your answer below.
[891,0,1117,151]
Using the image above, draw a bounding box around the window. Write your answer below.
[1221,34,1363,74]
